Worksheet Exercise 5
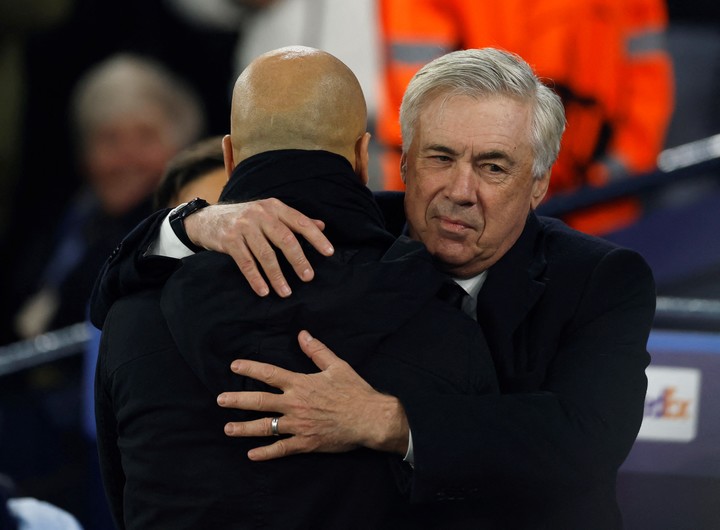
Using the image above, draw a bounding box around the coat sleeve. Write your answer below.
[402,248,655,504]
[89,209,179,329]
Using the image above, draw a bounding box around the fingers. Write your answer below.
[218,201,293,297]
[216,361,292,411]
[248,440,293,461]
[228,238,275,297]
[235,230,288,297]
[223,419,312,462]
[223,418,293,461]
[259,202,334,296]
[220,199,333,298]
[297,330,341,371]
[230,358,297,388]
[224,416,280,438]
[217,390,284,415]
[216,358,300,413]
[277,204,334,257]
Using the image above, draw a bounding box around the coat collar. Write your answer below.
[476,212,548,343]
[221,149,392,249]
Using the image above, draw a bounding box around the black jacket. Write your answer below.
[94,150,497,529]
[92,153,655,529]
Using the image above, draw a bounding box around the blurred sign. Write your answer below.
[638,366,702,442]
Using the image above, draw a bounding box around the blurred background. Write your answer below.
[0,0,719,528]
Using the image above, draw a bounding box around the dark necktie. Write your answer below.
[437,281,469,311]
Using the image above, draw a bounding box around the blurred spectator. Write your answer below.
[377,0,674,235]
[10,53,203,341]
[0,0,238,346]
[79,135,225,528]
[82,134,226,442]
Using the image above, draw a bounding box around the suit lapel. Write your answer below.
[476,213,547,379]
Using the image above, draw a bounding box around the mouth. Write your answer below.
[437,216,473,233]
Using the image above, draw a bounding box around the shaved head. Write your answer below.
[229,46,368,166]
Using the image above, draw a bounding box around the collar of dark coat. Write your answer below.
[381,234,432,263]
[476,211,548,338]
[377,234,448,301]
[221,149,392,248]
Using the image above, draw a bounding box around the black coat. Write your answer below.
[403,212,655,529]
[92,157,655,529]
[94,151,498,529]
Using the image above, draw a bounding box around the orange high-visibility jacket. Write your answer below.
[378,0,674,234]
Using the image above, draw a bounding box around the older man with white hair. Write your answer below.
[92,48,655,529]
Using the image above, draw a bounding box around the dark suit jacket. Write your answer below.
[403,212,655,529]
[92,181,655,529]
[94,151,498,529]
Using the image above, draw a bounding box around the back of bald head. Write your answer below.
[230,46,368,165]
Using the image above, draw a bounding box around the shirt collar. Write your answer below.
[453,271,487,299]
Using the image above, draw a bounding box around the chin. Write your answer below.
[430,250,469,269]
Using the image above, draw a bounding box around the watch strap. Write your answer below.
[169,197,210,253]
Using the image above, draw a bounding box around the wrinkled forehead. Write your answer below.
[415,92,534,145]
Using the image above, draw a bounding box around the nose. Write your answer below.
[444,164,477,206]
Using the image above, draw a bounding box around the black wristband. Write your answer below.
[169,197,210,253]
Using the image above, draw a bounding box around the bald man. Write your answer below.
[94,47,497,528]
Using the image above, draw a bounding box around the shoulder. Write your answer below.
[536,215,655,306]
[373,191,407,237]
[106,289,164,324]
[102,289,174,372]
[539,216,619,256]
[538,215,650,273]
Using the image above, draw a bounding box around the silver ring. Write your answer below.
[270,417,280,437]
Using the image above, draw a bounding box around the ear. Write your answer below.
[400,152,408,184]
[222,134,235,179]
[353,132,371,186]
[530,170,551,209]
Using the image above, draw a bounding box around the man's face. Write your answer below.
[84,107,179,216]
[403,93,549,278]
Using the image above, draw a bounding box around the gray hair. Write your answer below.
[399,48,566,179]
[72,53,204,149]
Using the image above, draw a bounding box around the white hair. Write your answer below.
[400,48,566,179]
[72,53,204,149]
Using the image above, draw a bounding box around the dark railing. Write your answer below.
[0,323,89,377]
[537,133,720,218]
[654,296,720,332]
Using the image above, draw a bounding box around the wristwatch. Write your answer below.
[169,197,210,252]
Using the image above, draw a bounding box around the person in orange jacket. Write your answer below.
[377,0,674,235]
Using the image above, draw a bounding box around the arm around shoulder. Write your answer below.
[89,208,179,328]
